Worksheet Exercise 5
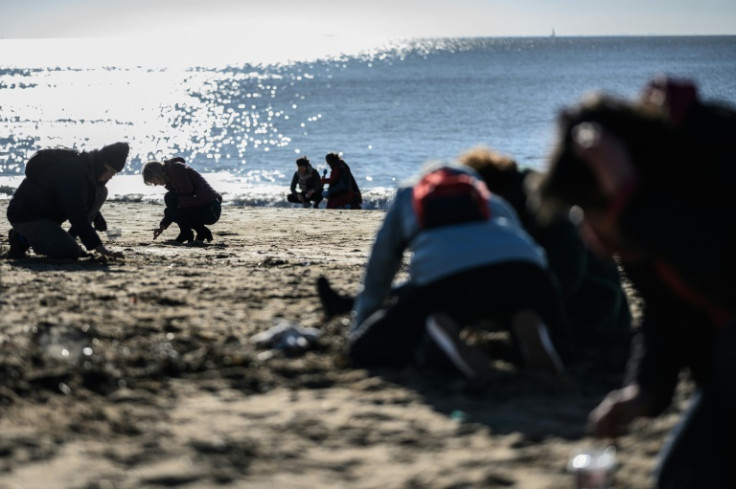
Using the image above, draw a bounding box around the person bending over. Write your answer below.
[539,77,736,489]
[345,163,572,379]
[7,142,128,259]
[143,157,222,243]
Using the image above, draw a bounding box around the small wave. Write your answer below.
[222,188,395,210]
[0,174,396,211]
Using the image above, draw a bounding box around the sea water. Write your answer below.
[1,36,735,209]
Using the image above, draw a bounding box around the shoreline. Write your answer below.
[0,201,684,488]
[0,174,398,211]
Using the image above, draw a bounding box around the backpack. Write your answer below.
[25,148,80,179]
[412,167,491,229]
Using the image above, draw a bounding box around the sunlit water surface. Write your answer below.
[2,35,735,208]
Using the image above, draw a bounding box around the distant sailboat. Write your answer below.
[551,28,556,38]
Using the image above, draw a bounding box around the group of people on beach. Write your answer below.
[4,76,735,488]
[6,147,224,259]
[286,152,362,209]
[319,77,735,488]
[5,147,363,259]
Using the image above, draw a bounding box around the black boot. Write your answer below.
[316,276,354,319]
[194,225,213,242]
[8,229,30,259]
[175,228,194,243]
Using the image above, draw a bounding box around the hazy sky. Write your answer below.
[2,0,736,40]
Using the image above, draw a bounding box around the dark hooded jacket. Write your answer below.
[163,158,221,208]
[7,152,104,251]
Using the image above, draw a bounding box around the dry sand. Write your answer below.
[0,200,689,489]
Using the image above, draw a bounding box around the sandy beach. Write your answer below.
[0,200,689,489]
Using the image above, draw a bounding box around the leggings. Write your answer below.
[164,191,221,233]
[348,261,571,368]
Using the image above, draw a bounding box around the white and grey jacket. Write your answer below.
[352,168,548,330]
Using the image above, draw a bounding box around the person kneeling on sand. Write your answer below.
[459,146,632,351]
[143,157,222,243]
[343,163,572,379]
[321,152,362,209]
[286,156,323,208]
[7,142,128,259]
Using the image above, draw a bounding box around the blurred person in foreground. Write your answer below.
[538,77,736,488]
[7,142,128,259]
[346,163,573,379]
[459,147,632,355]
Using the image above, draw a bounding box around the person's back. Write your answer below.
[354,166,545,324]
[7,143,128,259]
[322,152,361,209]
[163,158,221,208]
[403,188,546,289]
[8,150,94,225]
[349,164,569,378]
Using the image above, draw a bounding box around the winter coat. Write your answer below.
[7,152,103,251]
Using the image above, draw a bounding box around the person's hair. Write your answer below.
[539,93,669,215]
[325,152,344,166]
[142,160,166,185]
[458,146,519,198]
[296,156,310,167]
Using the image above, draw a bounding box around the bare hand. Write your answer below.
[94,244,123,259]
[588,384,651,439]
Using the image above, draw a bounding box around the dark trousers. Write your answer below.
[656,321,736,489]
[348,262,571,368]
[164,191,221,234]
[287,192,323,207]
[10,185,108,259]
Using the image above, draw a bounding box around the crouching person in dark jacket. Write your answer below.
[143,158,222,243]
[287,156,323,208]
[6,142,129,259]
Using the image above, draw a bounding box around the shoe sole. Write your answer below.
[317,277,353,318]
[426,315,489,379]
[512,317,564,374]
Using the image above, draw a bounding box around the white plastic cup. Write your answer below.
[568,446,616,489]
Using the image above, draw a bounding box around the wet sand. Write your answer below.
[0,200,687,488]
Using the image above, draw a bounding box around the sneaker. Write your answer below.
[511,312,564,374]
[316,276,354,319]
[425,313,491,379]
[8,229,30,259]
